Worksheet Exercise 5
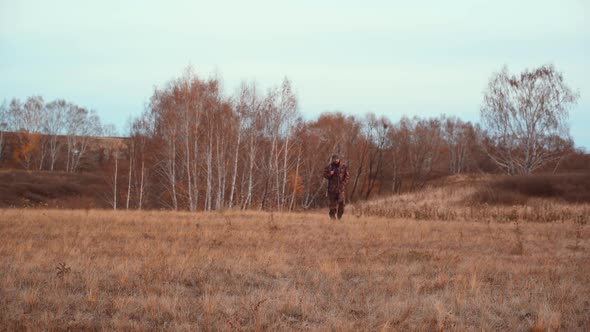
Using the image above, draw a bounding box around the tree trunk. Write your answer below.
[245,133,255,209]
[289,146,301,211]
[281,132,290,210]
[228,116,242,208]
[126,148,133,210]
[169,137,178,210]
[138,159,145,210]
[113,155,118,210]
[205,132,213,211]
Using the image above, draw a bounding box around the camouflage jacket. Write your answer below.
[323,162,350,194]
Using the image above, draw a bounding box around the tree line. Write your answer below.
[0,65,583,211]
[0,96,116,172]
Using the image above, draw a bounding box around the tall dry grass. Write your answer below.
[354,174,590,223]
[0,208,588,330]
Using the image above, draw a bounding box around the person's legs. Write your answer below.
[337,192,345,219]
[337,201,345,219]
[328,193,338,219]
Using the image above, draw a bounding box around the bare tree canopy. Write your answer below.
[480,65,579,175]
[1,65,587,210]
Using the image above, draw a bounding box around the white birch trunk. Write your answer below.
[185,126,194,211]
[228,115,242,208]
[245,132,256,209]
[205,132,213,211]
[281,132,290,210]
[169,137,178,210]
[126,148,133,210]
[113,155,118,210]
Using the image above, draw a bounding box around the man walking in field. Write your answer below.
[323,154,350,220]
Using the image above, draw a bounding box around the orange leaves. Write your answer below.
[289,170,303,194]
[12,132,42,166]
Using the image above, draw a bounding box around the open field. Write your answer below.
[0,209,589,331]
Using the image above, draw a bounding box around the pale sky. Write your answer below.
[1,0,589,148]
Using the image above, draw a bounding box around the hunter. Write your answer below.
[323,154,350,220]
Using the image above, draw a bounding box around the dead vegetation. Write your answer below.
[354,174,590,223]
[476,173,590,204]
[0,208,588,330]
[0,169,108,209]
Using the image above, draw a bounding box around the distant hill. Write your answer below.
[0,169,110,209]
[0,132,129,171]
[353,173,590,222]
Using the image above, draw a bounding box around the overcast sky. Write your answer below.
[1,0,588,148]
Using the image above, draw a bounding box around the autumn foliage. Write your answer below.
[0,65,587,211]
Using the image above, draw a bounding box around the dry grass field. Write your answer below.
[0,207,589,331]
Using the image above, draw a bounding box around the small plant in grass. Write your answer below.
[267,212,279,232]
[226,298,268,329]
[56,262,71,278]
[353,204,363,218]
[573,214,587,252]
[224,215,233,233]
[511,220,524,255]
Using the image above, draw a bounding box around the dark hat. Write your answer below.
[331,154,340,159]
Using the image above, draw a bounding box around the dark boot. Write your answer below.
[329,208,337,219]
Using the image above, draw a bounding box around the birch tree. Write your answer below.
[480,65,579,174]
[228,83,249,209]
[112,151,119,210]
[242,83,263,209]
[65,106,102,172]
[442,116,479,174]
[130,113,153,210]
[0,101,7,163]
[44,100,68,171]
[277,78,298,210]
[8,96,45,170]
[386,123,408,194]
[405,117,443,190]
[126,140,133,210]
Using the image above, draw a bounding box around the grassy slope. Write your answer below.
[0,209,588,331]
[355,174,590,222]
[0,169,109,209]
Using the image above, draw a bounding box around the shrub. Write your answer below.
[470,173,590,205]
[468,187,529,205]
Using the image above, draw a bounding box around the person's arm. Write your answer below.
[323,165,333,179]
[342,165,350,185]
